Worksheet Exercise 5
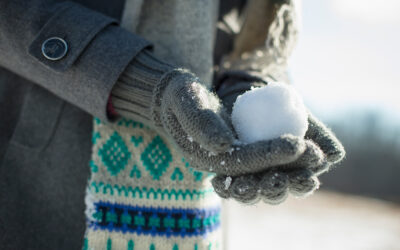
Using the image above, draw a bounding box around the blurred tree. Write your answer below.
[319,110,400,203]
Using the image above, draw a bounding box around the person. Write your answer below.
[0,0,345,249]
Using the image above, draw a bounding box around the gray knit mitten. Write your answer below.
[110,50,308,176]
[211,81,345,204]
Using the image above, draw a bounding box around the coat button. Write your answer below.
[41,37,68,61]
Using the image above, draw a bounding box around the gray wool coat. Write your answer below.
[0,0,247,249]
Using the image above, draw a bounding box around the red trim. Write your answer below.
[107,95,119,119]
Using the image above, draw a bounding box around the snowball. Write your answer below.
[231,82,308,144]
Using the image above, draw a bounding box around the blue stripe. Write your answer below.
[88,201,221,238]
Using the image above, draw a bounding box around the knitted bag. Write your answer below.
[83,1,224,249]
[83,116,223,250]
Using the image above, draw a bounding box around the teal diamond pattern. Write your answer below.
[141,136,172,180]
[98,132,131,176]
[183,157,204,182]
[171,167,184,181]
[129,164,141,179]
[92,131,101,144]
[131,136,143,147]
[94,117,101,125]
[89,160,98,173]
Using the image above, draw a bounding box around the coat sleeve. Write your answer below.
[215,0,299,86]
[0,0,152,121]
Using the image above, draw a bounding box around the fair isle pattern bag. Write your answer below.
[83,117,222,249]
[84,0,222,248]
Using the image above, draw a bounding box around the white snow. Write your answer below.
[224,191,400,250]
[208,151,217,157]
[224,176,232,190]
[231,82,308,144]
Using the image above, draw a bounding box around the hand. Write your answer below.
[158,70,309,175]
[212,113,345,204]
[211,81,345,204]
[111,51,309,176]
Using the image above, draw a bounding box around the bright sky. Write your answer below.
[289,0,400,121]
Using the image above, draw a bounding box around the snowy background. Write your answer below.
[225,0,400,249]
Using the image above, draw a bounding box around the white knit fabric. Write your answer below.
[84,118,222,249]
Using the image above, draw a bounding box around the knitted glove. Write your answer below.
[211,80,345,204]
[110,50,308,176]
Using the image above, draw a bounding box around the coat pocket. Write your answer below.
[8,84,65,151]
